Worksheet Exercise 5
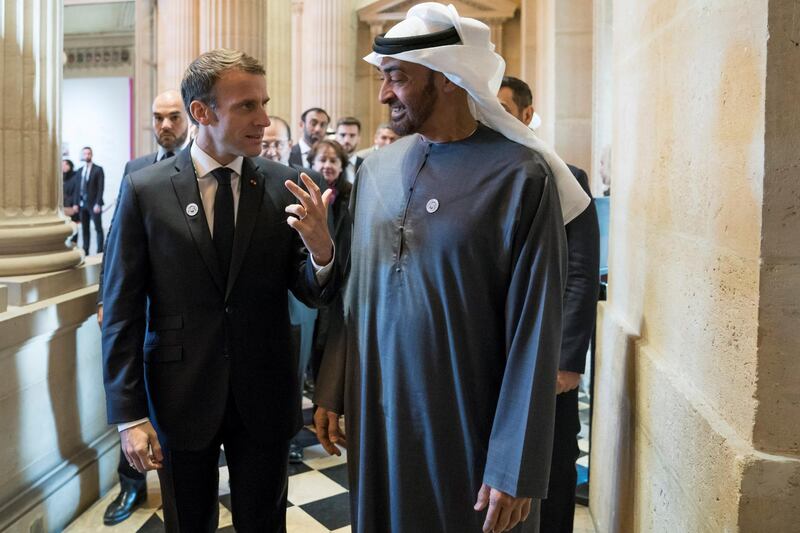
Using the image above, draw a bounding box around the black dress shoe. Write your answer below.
[289,441,304,464]
[103,475,147,525]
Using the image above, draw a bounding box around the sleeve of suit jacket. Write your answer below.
[101,174,149,423]
[560,167,600,374]
[97,161,133,306]
[96,166,105,206]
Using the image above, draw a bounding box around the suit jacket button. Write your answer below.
[225,306,233,315]
[223,352,230,359]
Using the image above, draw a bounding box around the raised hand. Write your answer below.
[284,173,334,266]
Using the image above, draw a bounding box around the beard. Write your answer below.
[389,74,438,136]
[156,128,188,151]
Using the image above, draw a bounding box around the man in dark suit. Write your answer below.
[499,76,600,533]
[102,49,339,532]
[76,146,105,255]
[289,107,329,168]
[334,116,364,184]
[97,88,188,526]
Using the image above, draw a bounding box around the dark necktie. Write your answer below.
[160,151,174,161]
[211,167,235,282]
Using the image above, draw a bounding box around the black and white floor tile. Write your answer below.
[67,392,593,532]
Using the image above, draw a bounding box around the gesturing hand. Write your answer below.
[313,406,346,456]
[120,421,163,473]
[284,173,334,266]
[474,483,532,532]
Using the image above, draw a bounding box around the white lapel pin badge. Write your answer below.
[426,198,439,214]
[186,203,199,217]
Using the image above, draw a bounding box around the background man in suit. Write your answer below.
[98,88,189,526]
[102,49,339,532]
[289,107,329,167]
[334,116,364,184]
[499,75,600,533]
[76,146,105,255]
[354,122,399,160]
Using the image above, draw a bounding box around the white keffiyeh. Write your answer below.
[364,2,590,224]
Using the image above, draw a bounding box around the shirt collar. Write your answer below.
[299,137,312,154]
[156,145,181,161]
[190,142,244,178]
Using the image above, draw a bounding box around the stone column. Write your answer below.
[290,0,304,129]
[134,0,156,156]
[300,0,356,123]
[156,0,199,94]
[199,0,267,66]
[366,22,387,138]
[488,20,504,56]
[266,0,292,122]
[0,0,82,276]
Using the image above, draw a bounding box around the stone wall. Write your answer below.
[0,259,118,532]
[590,1,800,531]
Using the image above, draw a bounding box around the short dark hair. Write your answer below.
[82,146,92,152]
[181,48,266,125]
[269,116,292,140]
[500,76,533,111]
[308,139,349,172]
[375,122,396,134]
[336,116,361,133]
[301,107,330,124]
[63,159,74,171]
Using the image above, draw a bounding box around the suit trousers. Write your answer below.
[80,207,104,254]
[157,390,290,533]
[539,388,581,533]
[118,447,146,481]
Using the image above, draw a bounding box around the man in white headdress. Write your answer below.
[314,3,589,532]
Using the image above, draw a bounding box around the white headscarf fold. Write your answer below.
[364,3,590,224]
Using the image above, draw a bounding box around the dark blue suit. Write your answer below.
[540,165,600,533]
[76,162,105,254]
[102,147,341,531]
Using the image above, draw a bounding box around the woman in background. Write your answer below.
[308,139,352,385]
[62,159,80,246]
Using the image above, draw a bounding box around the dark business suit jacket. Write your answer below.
[101,147,341,451]
[560,165,600,373]
[63,170,80,208]
[76,163,105,207]
[97,151,176,304]
[288,144,306,168]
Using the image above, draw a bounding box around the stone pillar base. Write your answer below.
[0,216,83,276]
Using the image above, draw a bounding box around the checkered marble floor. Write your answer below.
[67,392,593,532]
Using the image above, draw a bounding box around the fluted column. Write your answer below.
[0,0,82,276]
[134,0,156,155]
[156,0,199,94]
[266,0,292,122]
[488,20,504,56]
[200,0,267,66]
[300,0,356,122]
[367,22,387,138]
[290,0,304,129]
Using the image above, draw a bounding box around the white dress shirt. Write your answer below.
[298,137,312,165]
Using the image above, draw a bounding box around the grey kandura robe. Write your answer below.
[316,124,567,532]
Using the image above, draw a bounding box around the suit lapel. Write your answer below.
[225,157,265,299]
[169,149,226,295]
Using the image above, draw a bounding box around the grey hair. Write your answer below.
[181,48,265,125]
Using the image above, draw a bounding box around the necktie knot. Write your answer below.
[212,167,233,186]
[160,151,174,161]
